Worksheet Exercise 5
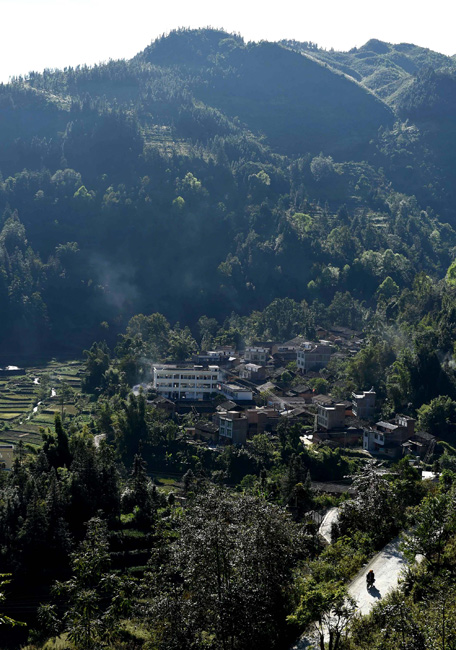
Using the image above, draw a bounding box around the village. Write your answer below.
[0,327,437,479]
[137,325,436,474]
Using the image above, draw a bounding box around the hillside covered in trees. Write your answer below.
[1,28,456,359]
[5,27,456,650]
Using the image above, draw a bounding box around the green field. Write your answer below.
[0,428,42,446]
[0,360,91,446]
[0,412,22,420]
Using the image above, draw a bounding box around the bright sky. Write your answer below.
[1,0,455,83]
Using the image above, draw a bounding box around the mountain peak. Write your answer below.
[358,39,391,54]
[137,27,244,67]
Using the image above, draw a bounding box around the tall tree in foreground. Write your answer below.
[145,487,304,650]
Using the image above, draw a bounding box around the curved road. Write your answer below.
[347,536,407,616]
[292,536,408,649]
[319,507,339,544]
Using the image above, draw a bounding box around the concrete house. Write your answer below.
[352,388,376,420]
[153,364,223,400]
[239,363,267,382]
[244,347,269,364]
[363,415,416,458]
[317,403,346,430]
[296,343,334,373]
[217,410,248,445]
[218,382,253,402]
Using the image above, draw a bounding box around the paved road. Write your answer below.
[292,536,408,649]
[347,537,407,616]
[319,507,339,544]
[94,433,106,448]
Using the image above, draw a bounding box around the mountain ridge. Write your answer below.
[0,27,455,357]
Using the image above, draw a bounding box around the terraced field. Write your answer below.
[0,376,35,423]
[0,424,43,447]
[0,360,89,449]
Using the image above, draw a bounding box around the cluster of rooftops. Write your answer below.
[144,328,435,459]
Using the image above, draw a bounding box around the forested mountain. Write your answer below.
[283,38,456,213]
[5,29,456,650]
[1,28,456,359]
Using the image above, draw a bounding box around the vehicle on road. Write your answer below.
[366,570,375,589]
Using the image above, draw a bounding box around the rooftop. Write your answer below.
[154,364,220,371]
[291,384,312,393]
[221,382,250,391]
[376,421,398,430]
[352,387,376,398]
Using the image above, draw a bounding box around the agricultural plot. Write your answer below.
[0,377,35,423]
[0,427,42,447]
[0,359,91,447]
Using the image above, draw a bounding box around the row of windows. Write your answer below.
[156,373,218,380]
[156,378,218,384]
[157,383,215,389]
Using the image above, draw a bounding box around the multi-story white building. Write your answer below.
[153,365,223,400]
[296,344,333,373]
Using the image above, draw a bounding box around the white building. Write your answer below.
[218,382,253,401]
[153,365,223,400]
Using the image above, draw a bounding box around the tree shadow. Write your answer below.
[383,547,405,561]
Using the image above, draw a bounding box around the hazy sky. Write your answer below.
[1,0,455,83]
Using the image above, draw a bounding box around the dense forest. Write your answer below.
[3,27,456,650]
[1,28,456,359]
